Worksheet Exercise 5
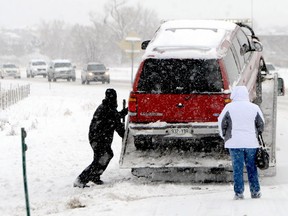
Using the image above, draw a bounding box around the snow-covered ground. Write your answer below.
[0,68,288,216]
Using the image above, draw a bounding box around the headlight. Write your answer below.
[105,72,109,76]
[88,72,93,76]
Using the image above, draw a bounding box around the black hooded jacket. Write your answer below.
[88,98,125,144]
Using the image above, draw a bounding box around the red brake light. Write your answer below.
[129,96,137,113]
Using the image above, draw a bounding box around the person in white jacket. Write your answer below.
[218,86,265,200]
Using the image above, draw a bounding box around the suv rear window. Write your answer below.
[137,59,223,94]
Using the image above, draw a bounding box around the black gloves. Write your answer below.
[119,107,128,118]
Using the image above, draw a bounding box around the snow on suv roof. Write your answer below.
[143,19,237,59]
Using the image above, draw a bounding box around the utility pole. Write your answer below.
[251,0,254,28]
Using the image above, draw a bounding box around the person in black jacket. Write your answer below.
[74,88,128,188]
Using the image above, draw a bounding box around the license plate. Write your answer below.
[169,128,190,135]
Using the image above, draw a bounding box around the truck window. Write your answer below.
[232,37,245,70]
[223,48,240,85]
[137,58,223,94]
[237,29,252,62]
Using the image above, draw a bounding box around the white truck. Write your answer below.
[26,59,47,78]
[47,59,76,82]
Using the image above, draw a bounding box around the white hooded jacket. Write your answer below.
[217,86,265,148]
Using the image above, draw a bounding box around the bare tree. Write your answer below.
[37,20,71,59]
[0,28,34,64]
[69,24,92,63]
[102,0,159,40]
[89,0,160,64]
[0,1,160,66]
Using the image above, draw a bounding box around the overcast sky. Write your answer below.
[0,0,287,31]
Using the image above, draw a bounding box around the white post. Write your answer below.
[125,36,141,85]
[131,41,134,85]
[251,0,254,28]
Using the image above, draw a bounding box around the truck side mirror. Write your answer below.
[141,40,151,50]
[278,77,285,96]
[253,41,263,52]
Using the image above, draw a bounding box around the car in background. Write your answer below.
[47,59,76,82]
[81,62,110,84]
[263,62,285,96]
[0,63,21,79]
[265,63,277,73]
[26,59,47,78]
[265,62,278,74]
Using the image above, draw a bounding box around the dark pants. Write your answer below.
[78,141,114,184]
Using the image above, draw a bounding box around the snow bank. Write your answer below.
[0,69,288,215]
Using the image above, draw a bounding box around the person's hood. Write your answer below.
[105,88,117,101]
[230,86,249,101]
[102,88,118,108]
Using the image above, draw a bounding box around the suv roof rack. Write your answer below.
[218,18,252,26]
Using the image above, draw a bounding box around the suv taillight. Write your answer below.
[128,96,137,116]
[224,98,232,104]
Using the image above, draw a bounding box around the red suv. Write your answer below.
[126,20,264,151]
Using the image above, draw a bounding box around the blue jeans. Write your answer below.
[229,148,260,195]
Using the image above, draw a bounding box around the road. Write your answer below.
[1,67,132,90]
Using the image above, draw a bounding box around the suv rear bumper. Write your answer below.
[129,122,220,139]
[127,122,223,151]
